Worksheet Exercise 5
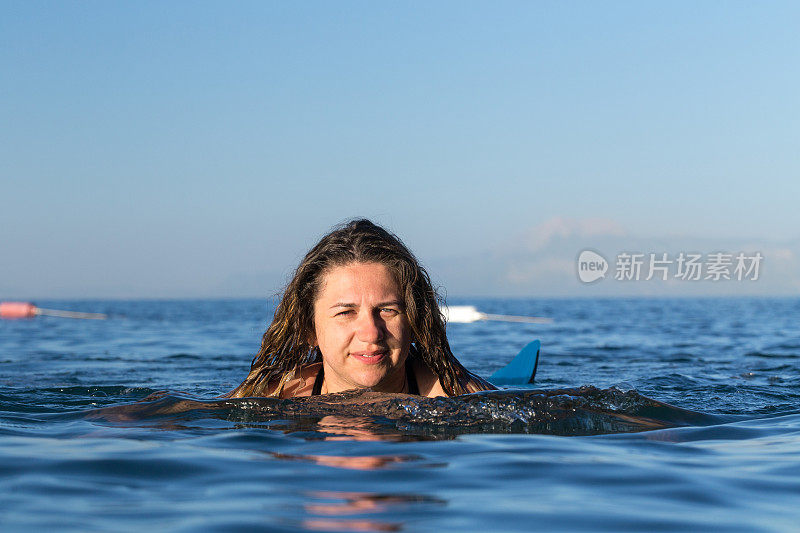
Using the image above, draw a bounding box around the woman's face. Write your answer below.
[312,262,412,394]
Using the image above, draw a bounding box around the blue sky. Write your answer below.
[2,2,799,298]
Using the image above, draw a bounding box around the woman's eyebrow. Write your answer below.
[328,300,403,309]
[329,302,357,309]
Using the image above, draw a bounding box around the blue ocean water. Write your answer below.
[2,297,800,531]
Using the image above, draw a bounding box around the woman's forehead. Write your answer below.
[316,262,402,302]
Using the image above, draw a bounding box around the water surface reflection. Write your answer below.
[302,491,446,532]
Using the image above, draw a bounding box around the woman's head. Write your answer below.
[311,261,412,393]
[228,219,476,397]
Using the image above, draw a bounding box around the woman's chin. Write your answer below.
[351,376,384,390]
[346,370,392,391]
[339,362,402,391]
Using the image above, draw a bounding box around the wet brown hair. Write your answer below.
[225,218,489,398]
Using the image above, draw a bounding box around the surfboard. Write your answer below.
[489,339,540,386]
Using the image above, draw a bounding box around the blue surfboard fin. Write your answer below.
[489,339,540,386]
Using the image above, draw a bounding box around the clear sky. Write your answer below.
[2,2,799,298]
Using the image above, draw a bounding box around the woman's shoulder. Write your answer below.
[410,358,446,397]
[226,363,322,398]
[277,362,322,398]
[410,358,496,397]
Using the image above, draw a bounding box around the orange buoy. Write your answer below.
[0,301,37,319]
[0,301,107,320]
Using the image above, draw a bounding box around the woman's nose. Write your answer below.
[356,311,384,343]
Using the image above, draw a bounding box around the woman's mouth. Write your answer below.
[350,350,388,365]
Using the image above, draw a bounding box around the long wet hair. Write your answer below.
[226,219,487,398]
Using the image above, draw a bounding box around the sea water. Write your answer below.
[1,297,799,531]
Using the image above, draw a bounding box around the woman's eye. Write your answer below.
[335,310,354,317]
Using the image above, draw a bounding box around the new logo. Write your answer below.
[577,250,608,283]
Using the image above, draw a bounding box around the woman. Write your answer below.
[226,219,495,398]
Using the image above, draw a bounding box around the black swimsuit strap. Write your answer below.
[312,365,324,396]
[311,361,420,396]
[406,360,420,395]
